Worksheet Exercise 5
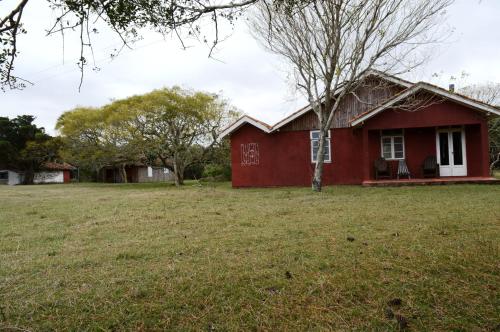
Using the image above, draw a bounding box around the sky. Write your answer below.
[1,0,500,134]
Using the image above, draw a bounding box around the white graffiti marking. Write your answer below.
[241,143,259,166]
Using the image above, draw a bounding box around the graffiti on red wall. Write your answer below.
[241,143,259,166]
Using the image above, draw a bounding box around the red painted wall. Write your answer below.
[366,125,486,179]
[363,100,490,179]
[231,125,365,187]
[230,100,490,187]
[363,100,487,130]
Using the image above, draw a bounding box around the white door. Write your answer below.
[436,128,467,176]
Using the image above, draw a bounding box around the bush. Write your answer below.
[184,163,204,180]
[202,164,231,181]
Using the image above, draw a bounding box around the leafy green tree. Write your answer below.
[107,87,239,185]
[202,139,232,181]
[21,136,63,184]
[0,117,18,167]
[0,115,61,184]
[57,87,238,185]
[56,106,142,182]
[56,107,108,180]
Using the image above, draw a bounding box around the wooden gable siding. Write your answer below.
[280,78,404,131]
[279,111,318,131]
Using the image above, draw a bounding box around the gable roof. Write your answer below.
[220,71,500,138]
[219,115,272,139]
[270,70,413,132]
[349,82,500,127]
[42,162,77,171]
[220,71,413,138]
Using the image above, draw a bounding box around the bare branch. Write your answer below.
[250,0,453,191]
[1,0,260,91]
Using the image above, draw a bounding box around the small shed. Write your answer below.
[100,164,174,183]
[0,170,23,185]
[34,162,77,184]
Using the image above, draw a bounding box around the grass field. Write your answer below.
[1,183,499,331]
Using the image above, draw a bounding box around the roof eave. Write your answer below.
[271,71,414,132]
[349,83,500,127]
[218,116,271,139]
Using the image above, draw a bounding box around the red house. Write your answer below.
[221,72,500,187]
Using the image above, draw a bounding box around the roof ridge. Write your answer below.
[350,82,500,126]
[270,70,413,131]
[221,71,500,138]
[244,115,272,129]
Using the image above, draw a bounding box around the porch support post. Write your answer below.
[362,127,370,181]
[480,121,490,176]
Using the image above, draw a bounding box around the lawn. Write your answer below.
[0,183,499,331]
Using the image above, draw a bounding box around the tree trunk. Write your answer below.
[490,152,500,176]
[311,131,327,192]
[174,168,184,186]
[23,168,35,185]
[312,163,323,192]
[173,156,184,186]
[120,164,128,183]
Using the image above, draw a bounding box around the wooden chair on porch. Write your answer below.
[397,160,411,179]
[422,156,439,178]
[374,157,391,180]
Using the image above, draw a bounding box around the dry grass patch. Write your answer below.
[0,182,499,331]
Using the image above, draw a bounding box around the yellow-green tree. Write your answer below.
[57,87,238,185]
[56,106,142,182]
[110,87,239,185]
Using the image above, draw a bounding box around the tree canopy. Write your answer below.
[57,87,239,184]
[56,106,141,181]
[0,115,61,183]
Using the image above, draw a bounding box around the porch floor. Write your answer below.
[362,176,500,187]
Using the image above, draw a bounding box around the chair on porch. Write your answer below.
[422,156,439,178]
[397,160,411,180]
[374,157,391,180]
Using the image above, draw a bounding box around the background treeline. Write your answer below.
[56,87,239,185]
[0,87,238,185]
[0,115,62,184]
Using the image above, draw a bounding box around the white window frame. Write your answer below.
[310,130,332,163]
[380,130,405,160]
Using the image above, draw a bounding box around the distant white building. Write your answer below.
[0,170,23,185]
[0,162,76,185]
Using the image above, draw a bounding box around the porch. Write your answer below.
[363,123,491,182]
[362,176,500,187]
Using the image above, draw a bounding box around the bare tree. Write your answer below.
[460,83,500,106]
[1,0,309,91]
[251,0,453,191]
[460,83,500,175]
